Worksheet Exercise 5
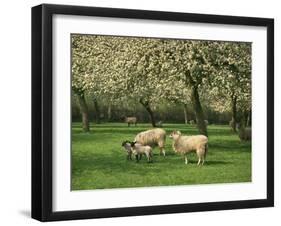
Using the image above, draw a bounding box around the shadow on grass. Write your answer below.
[209,141,251,153]
[204,160,232,165]
[72,151,177,176]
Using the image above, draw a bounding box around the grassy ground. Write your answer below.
[71,123,251,190]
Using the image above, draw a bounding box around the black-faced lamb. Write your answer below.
[130,142,153,163]
[125,117,137,127]
[169,130,208,165]
[121,140,133,160]
[134,128,166,156]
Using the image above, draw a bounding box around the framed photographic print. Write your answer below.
[32,4,274,222]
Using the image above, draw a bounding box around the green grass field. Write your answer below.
[71,123,251,190]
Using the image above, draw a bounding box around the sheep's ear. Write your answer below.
[177,131,181,135]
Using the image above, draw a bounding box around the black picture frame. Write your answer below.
[32,3,274,222]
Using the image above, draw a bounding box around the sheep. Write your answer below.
[156,121,163,127]
[189,120,195,125]
[130,142,153,163]
[134,128,166,156]
[236,123,251,141]
[125,117,137,127]
[121,140,133,160]
[169,130,208,165]
[204,120,209,126]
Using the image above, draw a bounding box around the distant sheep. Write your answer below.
[121,140,133,160]
[237,124,251,141]
[204,120,209,126]
[130,142,153,163]
[156,121,163,127]
[125,117,137,127]
[169,130,208,165]
[189,120,195,125]
[134,128,166,156]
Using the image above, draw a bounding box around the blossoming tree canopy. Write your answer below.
[71,34,251,135]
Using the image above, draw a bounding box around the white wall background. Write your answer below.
[0,0,279,225]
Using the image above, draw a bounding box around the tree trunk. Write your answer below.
[107,103,112,121]
[140,99,156,127]
[242,110,249,128]
[77,93,90,132]
[190,86,207,136]
[183,104,188,124]
[246,109,251,127]
[231,95,237,132]
[93,98,100,124]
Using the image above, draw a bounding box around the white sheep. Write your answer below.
[169,130,208,165]
[130,142,153,163]
[125,117,137,127]
[134,128,166,156]
[204,120,209,126]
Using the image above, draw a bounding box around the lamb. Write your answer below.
[130,142,153,163]
[134,128,166,156]
[125,117,137,127]
[121,140,133,160]
[189,120,195,125]
[169,130,208,165]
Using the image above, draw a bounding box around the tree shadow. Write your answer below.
[205,160,232,165]
[183,159,232,165]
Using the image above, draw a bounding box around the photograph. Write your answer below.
[71,34,252,190]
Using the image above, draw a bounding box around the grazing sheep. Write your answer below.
[169,130,208,165]
[121,140,133,160]
[134,128,166,156]
[204,120,209,126]
[156,121,163,127]
[125,117,137,127]
[189,120,195,125]
[237,124,251,141]
[130,142,153,163]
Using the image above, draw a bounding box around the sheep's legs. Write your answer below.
[197,149,205,166]
[160,147,166,157]
[146,153,153,163]
[201,158,205,165]
[197,157,205,166]
[135,154,139,162]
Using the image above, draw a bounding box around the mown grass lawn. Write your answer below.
[71,123,251,190]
